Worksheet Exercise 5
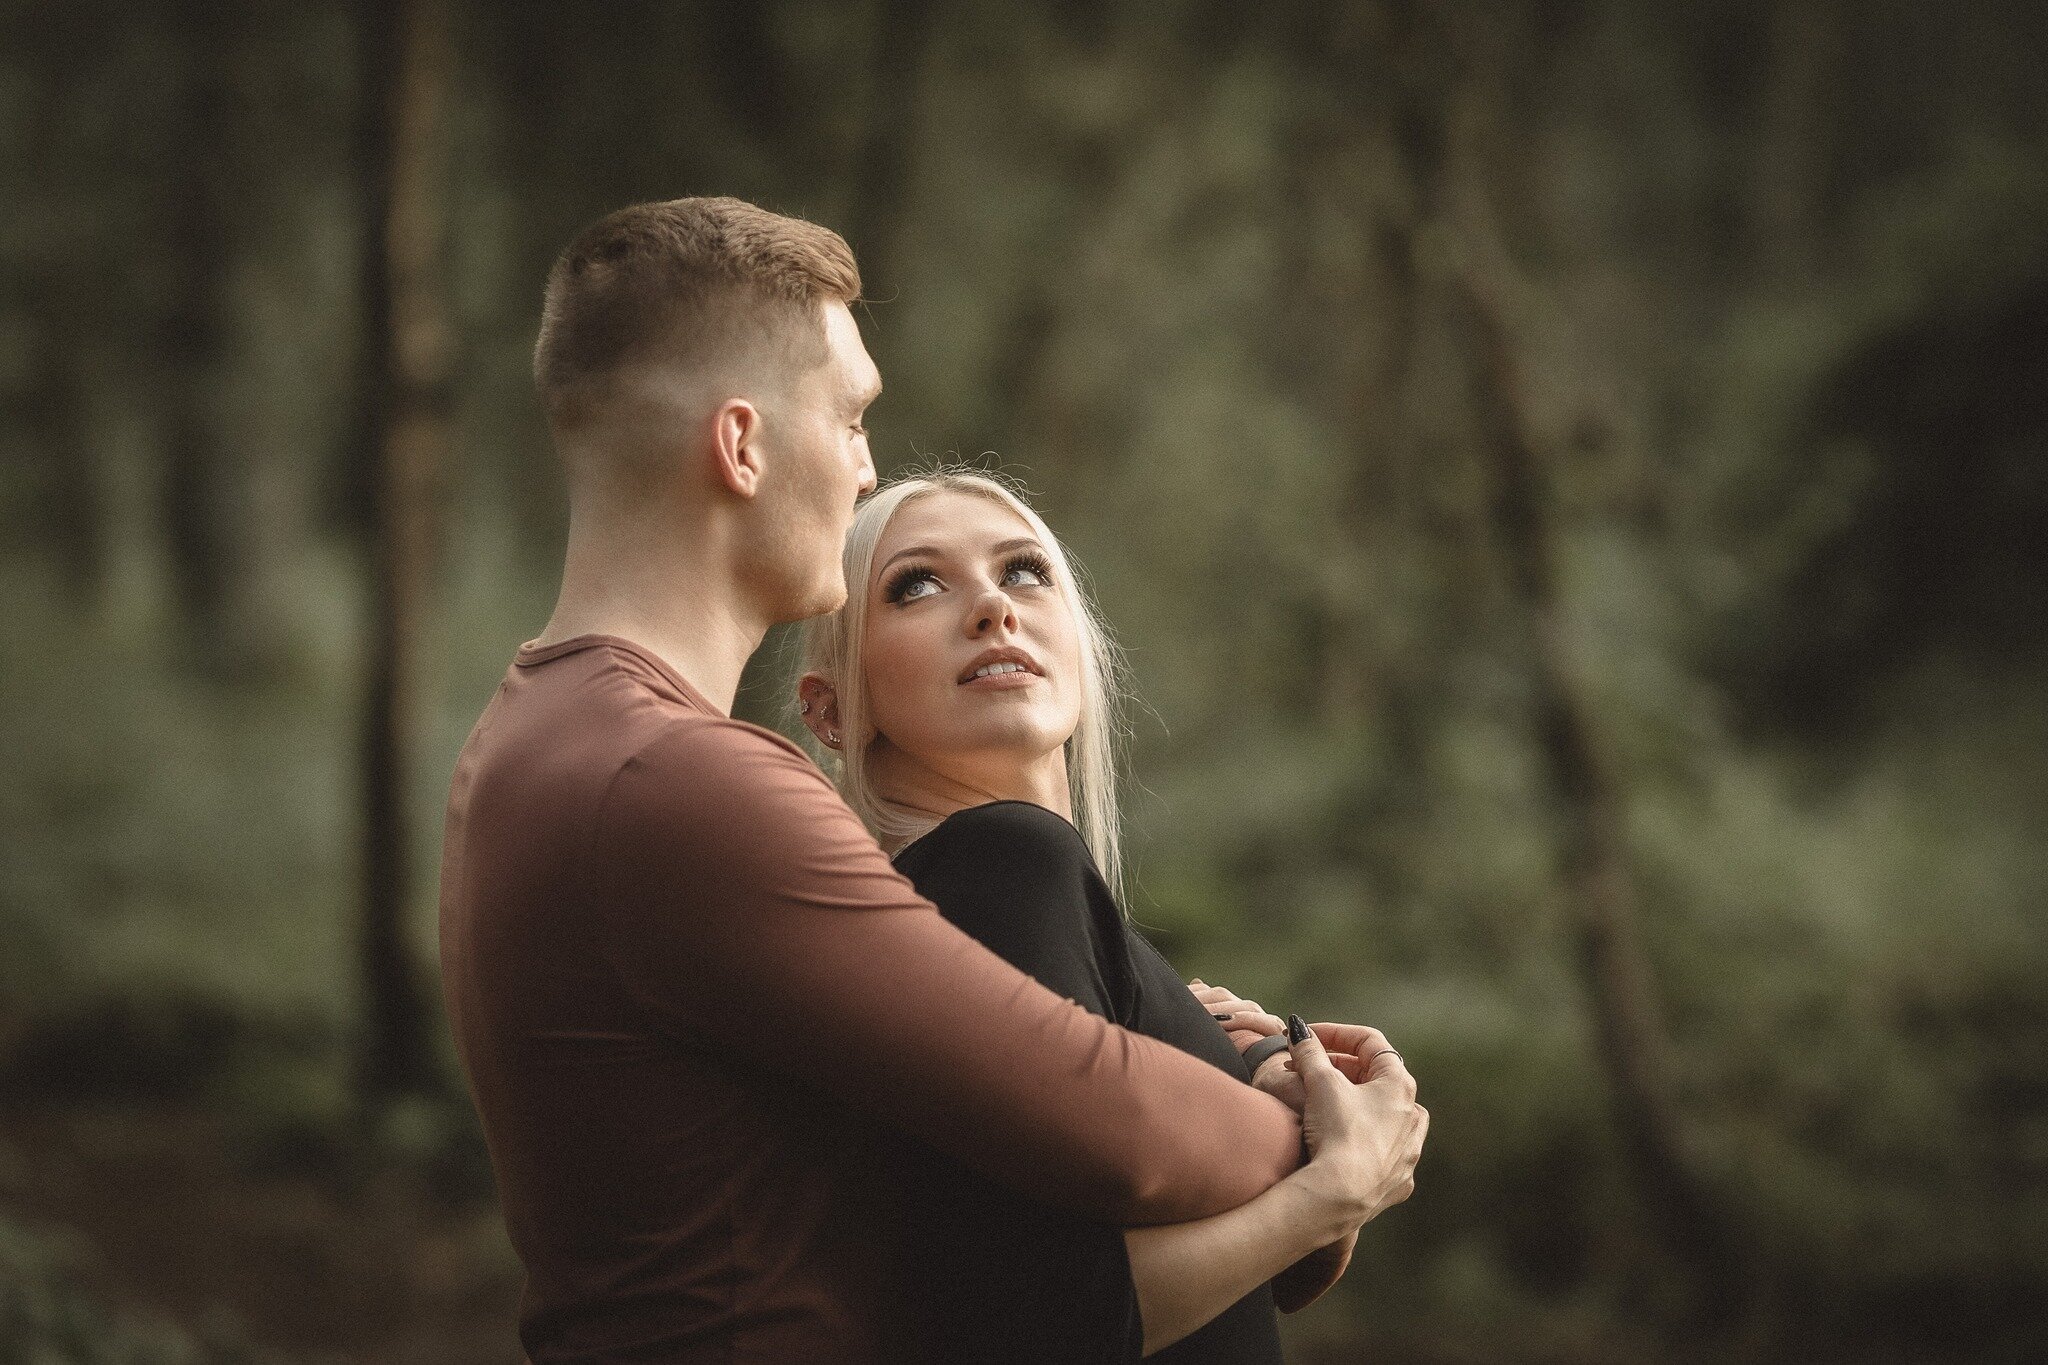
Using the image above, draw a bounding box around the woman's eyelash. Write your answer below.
[882,564,930,603]
[882,551,1055,604]
[1006,550,1055,583]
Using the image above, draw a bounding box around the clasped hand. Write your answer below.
[1186,979,1409,1312]
[1186,978,1386,1112]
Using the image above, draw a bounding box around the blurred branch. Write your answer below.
[355,0,454,1114]
[1430,33,1748,1320]
[1452,248,1747,1324]
[836,0,939,300]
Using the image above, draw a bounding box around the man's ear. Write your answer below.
[796,672,843,750]
[709,398,764,498]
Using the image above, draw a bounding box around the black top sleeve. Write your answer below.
[894,800,1136,1023]
[891,801,1145,1365]
[890,801,1288,1365]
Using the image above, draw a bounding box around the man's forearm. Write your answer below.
[599,730,1306,1223]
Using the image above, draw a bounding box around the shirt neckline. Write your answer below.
[890,798,1083,863]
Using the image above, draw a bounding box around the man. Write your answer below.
[438,196,1414,1363]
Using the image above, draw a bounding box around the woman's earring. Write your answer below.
[827,729,840,745]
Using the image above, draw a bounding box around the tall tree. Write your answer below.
[355,0,454,1112]
[1440,70,1746,1304]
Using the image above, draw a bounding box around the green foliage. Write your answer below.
[0,1214,311,1364]
[1,0,2045,1357]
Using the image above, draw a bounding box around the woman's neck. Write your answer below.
[867,741,1072,853]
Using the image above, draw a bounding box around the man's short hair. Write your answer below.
[533,196,861,432]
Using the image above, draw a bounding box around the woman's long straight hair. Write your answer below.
[794,465,1134,903]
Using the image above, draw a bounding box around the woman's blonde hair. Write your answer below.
[794,464,1134,901]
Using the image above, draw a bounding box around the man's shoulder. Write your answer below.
[591,714,868,871]
[618,711,825,784]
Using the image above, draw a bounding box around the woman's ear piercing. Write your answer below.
[800,699,812,714]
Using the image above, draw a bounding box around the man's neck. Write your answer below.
[532,507,766,716]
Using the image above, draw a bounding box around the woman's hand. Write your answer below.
[1252,1042,1375,1113]
[1186,978,1285,1037]
[1245,1031,1376,1113]
[1287,1018,1428,1233]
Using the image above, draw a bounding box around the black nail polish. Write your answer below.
[1286,1013,1308,1044]
[1212,1013,1232,1021]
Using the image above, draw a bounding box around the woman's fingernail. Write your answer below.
[1212,1012,1233,1021]
[1287,1014,1309,1044]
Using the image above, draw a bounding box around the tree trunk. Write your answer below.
[834,0,939,304]
[356,0,454,1113]
[1453,275,1744,1319]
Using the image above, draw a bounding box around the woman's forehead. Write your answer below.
[873,490,1038,559]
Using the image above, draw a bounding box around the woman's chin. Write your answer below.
[905,723,1069,770]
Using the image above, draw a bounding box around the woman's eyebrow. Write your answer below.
[877,536,1042,575]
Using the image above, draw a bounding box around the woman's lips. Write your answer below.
[959,669,1040,690]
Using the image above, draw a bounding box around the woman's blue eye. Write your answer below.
[1003,555,1054,587]
[883,566,937,603]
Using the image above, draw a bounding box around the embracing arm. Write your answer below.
[589,724,1304,1224]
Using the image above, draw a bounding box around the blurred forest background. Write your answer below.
[3,0,2045,1361]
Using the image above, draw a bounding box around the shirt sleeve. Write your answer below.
[586,721,1303,1225]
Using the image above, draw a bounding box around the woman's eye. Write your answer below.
[885,569,938,603]
[1003,556,1053,588]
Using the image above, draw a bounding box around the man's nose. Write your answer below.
[856,446,877,495]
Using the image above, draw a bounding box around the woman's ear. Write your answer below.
[796,672,843,751]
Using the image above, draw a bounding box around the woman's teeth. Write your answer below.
[970,662,1028,679]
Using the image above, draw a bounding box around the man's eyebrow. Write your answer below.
[878,536,1041,575]
[850,378,883,410]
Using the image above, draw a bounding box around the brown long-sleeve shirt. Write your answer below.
[436,634,1305,1363]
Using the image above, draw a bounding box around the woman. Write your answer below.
[793,466,1420,1361]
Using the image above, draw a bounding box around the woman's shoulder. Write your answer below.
[893,799,1091,870]
[891,802,1110,935]
[891,799,1131,1018]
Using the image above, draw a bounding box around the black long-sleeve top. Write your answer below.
[889,799,1288,1365]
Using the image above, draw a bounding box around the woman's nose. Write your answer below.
[966,588,1017,635]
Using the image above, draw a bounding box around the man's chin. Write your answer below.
[776,579,848,625]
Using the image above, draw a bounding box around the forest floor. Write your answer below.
[0,1099,524,1364]
[0,1095,1617,1365]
